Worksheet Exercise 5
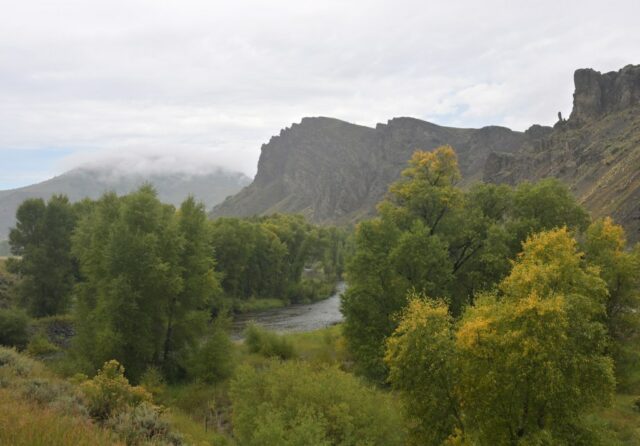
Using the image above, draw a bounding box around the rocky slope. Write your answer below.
[211,117,540,224]
[484,64,640,242]
[213,64,640,243]
[0,167,250,239]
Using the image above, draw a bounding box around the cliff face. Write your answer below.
[213,64,640,242]
[484,64,640,242]
[212,117,539,224]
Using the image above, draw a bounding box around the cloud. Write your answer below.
[0,0,639,187]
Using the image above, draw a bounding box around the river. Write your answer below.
[231,282,346,339]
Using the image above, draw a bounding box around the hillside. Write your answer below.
[0,167,250,240]
[484,64,640,242]
[211,117,538,223]
[213,64,640,242]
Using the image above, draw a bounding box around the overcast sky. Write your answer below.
[1,0,639,189]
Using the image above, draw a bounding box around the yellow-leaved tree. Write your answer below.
[386,228,615,445]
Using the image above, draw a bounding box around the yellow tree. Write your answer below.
[386,228,615,445]
[584,217,640,390]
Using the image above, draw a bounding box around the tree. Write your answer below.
[342,147,592,382]
[384,296,460,446]
[386,228,615,445]
[72,187,222,382]
[162,197,221,379]
[583,217,640,391]
[8,195,77,317]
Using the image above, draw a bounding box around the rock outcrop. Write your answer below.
[485,64,640,242]
[212,117,540,224]
[213,64,640,243]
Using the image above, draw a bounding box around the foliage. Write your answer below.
[385,228,615,445]
[230,360,406,446]
[244,323,297,359]
[80,360,152,421]
[343,146,594,381]
[0,388,117,446]
[26,334,59,356]
[72,188,219,382]
[186,321,235,384]
[583,217,640,392]
[8,195,77,317]
[385,296,459,446]
[210,214,347,306]
[105,402,183,446]
[0,307,29,349]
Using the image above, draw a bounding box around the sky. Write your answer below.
[1,0,639,189]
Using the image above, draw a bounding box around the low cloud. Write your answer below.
[1,0,639,186]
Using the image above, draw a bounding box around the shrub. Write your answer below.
[80,360,152,421]
[106,402,183,445]
[140,366,166,397]
[0,308,29,349]
[230,360,406,446]
[26,334,59,356]
[634,397,640,413]
[0,346,40,378]
[244,323,296,360]
[187,324,235,384]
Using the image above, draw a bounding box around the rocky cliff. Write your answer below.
[212,117,540,223]
[484,64,640,242]
[213,64,639,242]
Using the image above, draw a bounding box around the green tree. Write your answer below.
[386,228,615,445]
[162,197,221,379]
[583,217,640,391]
[73,187,222,382]
[8,195,77,317]
[343,147,592,382]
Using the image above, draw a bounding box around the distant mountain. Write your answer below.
[0,167,250,240]
[484,64,640,242]
[212,64,640,243]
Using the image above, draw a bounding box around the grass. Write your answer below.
[0,388,119,446]
[594,394,640,445]
[232,297,286,313]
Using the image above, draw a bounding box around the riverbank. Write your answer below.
[231,282,345,339]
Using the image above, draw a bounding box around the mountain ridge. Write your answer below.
[0,166,250,240]
[212,64,640,242]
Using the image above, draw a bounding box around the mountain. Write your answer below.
[484,64,640,242]
[0,167,250,240]
[212,64,640,243]
[211,117,537,223]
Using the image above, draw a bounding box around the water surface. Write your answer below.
[231,282,345,339]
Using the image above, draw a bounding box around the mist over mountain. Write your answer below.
[212,64,640,242]
[0,165,250,240]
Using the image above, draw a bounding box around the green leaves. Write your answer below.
[386,228,615,445]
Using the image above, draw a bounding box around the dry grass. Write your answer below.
[0,388,120,446]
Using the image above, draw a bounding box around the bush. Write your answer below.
[244,323,296,360]
[0,346,40,379]
[106,402,183,446]
[80,360,152,421]
[26,334,59,356]
[0,308,29,349]
[230,360,406,446]
[140,366,166,397]
[187,325,235,384]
